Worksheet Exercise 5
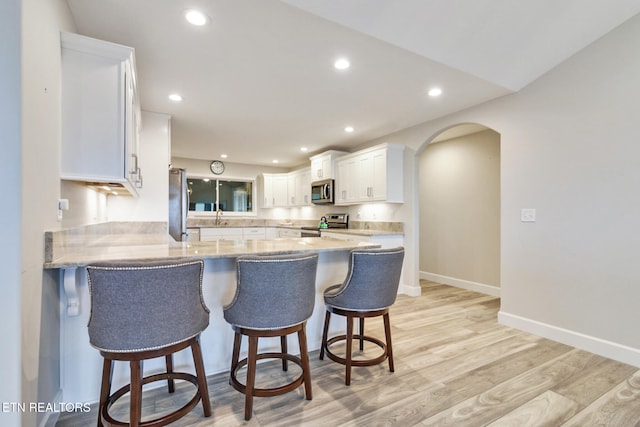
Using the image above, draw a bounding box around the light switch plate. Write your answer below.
[521,208,536,222]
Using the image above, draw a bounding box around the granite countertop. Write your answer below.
[188,221,404,237]
[44,235,379,269]
[44,221,401,269]
[319,229,404,237]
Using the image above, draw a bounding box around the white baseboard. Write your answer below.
[499,311,640,368]
[399,282,422,297]
[420,271,500,297]
[38,389,62,427]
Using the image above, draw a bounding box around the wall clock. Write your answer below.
[210,160,225,175]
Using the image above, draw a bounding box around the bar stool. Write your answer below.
[86,258,212,427]
[319,247,404,385]
[223,253,318,421]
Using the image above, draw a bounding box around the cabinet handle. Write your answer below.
[135,169,143,188]
[291,196,295,204]
[130,154,138,175]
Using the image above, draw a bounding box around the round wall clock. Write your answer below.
[210,160,225,175]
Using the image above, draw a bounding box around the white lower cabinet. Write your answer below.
[278,228,302,238]
[243,227,266,240]
[199,227,268,241]
[199,227,243,241]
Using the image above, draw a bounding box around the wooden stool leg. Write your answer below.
[359,317,365,351]
[281,335,288,371]
[319,311,331,360]
[191,337,212,417]
[298,325,312,400]
[165,354,175,393]
[97,358,113,427]
[230,332,242,376]
[345,315,354,386]
[383,312,394,372]
[130,360,143,427]
[245,336,259,421]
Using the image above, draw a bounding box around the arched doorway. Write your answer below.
[417,123,501,296]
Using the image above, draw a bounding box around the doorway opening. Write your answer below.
[417,123,501,296]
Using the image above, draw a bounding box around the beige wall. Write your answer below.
[362,13,640,365]
[419,129,500,289]
[1,0,22,425]
[20,0,76,425]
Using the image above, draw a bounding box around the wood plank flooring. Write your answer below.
[56,281,640,426]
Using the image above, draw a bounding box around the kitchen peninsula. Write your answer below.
[44,222,382,403]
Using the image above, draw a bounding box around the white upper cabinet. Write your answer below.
[263,173,288,207]
[60,32,142,194]
[335,144,404,205]
[263,168,311,208]
[309,150,347,181]
[289,168,311,206]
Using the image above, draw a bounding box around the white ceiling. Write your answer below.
[66,0,640,168]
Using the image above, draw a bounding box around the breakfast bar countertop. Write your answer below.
[43,235,379,269]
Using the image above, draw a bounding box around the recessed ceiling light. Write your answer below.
[168,93,183,102]
[300,147,308,152]
[185,9,208,26]
[334,58,350,70]
[272,160,279,164]
[428,87,443,97]
[344,126,354,133]
[220,154,228,158]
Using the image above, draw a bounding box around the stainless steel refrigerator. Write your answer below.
[168,168,188,241]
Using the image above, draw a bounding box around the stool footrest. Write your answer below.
[102,372,201,427]
[324,334,388,367]
[230,352,305,397]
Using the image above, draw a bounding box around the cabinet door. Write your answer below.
[272,175,289,206]
[61,49,125,181]
[311,157,325,180]
[263,173,291,207]
[287,173,297,205]
[60,32,140,193]
[335,157,358,204]
[355,153,372,202]
[263,175,274,208]
[297,169,311,205]
[370,149,388,200]
[289,168,310,206]
[200,228,222,241]
[243,227,266,240]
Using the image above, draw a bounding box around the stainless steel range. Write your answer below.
[301,213,349,237]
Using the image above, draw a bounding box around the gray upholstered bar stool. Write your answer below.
[223,253,318,421]
[86,258,212,427]
[319,247,404,385]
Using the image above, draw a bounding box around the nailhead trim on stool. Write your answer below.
[86,259,212,427]
[319,247,404,385]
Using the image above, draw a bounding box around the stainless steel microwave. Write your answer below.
[311,179,334,204]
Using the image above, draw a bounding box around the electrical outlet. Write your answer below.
[521,208,536,222]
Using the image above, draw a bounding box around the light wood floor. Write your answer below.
[56,280,640,426]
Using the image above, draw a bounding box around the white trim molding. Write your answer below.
[420,271,500,297]
[499,311,640,368]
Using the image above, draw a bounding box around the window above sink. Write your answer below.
[187,176,256,216]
